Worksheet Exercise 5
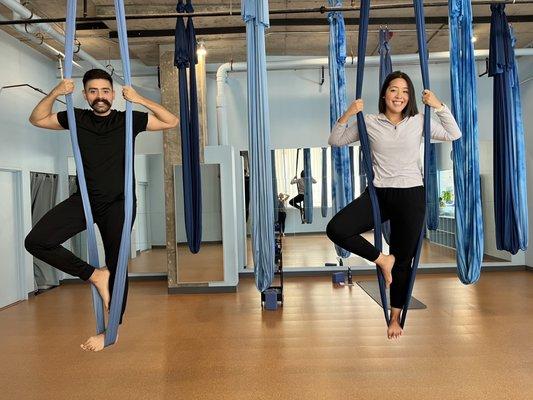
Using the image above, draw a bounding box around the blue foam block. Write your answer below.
[332,272,345,284]
[264,289,278,310]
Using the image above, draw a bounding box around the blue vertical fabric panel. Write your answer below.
[303,148,314,223]
[378,28,392,244]
[321,147,328,217]
[174,0,202,253]
[354,0,390,324]
[449,0,484,284]
[242,0,275,291]
[488,4,528,254]
[271,149,278,221]
[65,0,105,337]
[328,0,352,258]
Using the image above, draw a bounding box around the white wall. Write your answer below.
[0,30,69,295]
[206,59,502,152]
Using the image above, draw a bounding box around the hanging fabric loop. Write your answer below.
[174,0,202,253]
[328,0,352,259]
[65,0,134,347]
[242,0,275,292]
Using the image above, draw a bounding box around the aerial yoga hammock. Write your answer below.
[355,0,433,326]
[174,0,202,254]
[64,0,132,347]
[449,0,484,284]
[489,4,528,255]
[242,0,275,292]
[328,0,353,260]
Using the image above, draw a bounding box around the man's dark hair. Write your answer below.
[82,69,113,88]
[300,170,305,178]
[378,71,418,117]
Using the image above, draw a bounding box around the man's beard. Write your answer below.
[90,98,112,114]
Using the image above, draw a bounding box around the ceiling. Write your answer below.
[1,0,532,66]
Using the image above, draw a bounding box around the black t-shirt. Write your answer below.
[57,108,148,206]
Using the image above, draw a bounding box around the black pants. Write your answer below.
[24,194,136,323]
[326,186,425,308]
[289,193,304,210]
[278,211,287,233]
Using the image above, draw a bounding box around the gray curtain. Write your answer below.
[31,172,59,289]
[68,176,87,263]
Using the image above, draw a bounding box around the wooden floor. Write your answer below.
[1,271,532,399]
[248,233,506,268]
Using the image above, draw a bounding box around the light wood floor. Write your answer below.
[129,235,507,276]
[247,233,506,268]
[1,271,531,399]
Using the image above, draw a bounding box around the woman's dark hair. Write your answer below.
[378,71,418,117]
[82,69,113,88]
[300,170,305,178]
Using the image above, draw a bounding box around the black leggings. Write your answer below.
[289,193,304,210]
[24,194,136,323]
[277,211,287,233]
[326,186,425,308]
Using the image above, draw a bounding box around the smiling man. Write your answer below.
[25,69,178,352]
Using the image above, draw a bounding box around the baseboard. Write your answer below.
[168,285,238,294]
[60,273,168,284]
[239,264,528,278]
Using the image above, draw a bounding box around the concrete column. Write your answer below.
[159,44,208,290]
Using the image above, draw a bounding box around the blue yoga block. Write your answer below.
[332,272,345,284]
[264,289,278,310]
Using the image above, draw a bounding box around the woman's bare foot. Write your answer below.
[374,253,395,288]
[89,267,110,311]
[387,307,403,339]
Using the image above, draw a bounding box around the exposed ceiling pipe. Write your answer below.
[215,49,533,146]
[0,0,125,85]
[1,0,533,25]
[0,14,82,68]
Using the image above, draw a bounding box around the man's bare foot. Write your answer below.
[80,332,119,352]
[80,333,106,352]
[374,253,395,288]
[387,318,403,340]
[89,267,110,311]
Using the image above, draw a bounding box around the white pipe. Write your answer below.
[0,14,83,68]
[215,48,533,147]
[0,0,125,85]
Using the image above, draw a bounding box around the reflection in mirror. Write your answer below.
[128,154,166,274]
[174,164,224,283]
[244,143,511,270]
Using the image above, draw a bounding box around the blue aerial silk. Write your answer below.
[174,0,202,253]
[271,149,278,221]
[449,0,484,284]
[65,0,133,347]
[378,28,392,244]
[378,28,393,87]
[488,4,528,254]
[321,147,328,217]
[426,144,439,231]
[242,0,275,292]
[348,146,356,195]
[328,0,352,258]
[354,0,389,324]
[303,148,314,223]
[355,0,432,327]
